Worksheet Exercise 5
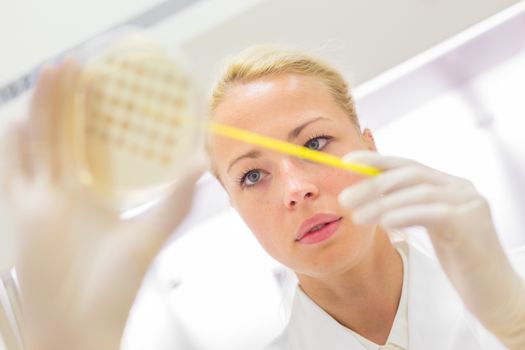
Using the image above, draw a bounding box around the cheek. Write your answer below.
[234,196,276,238]
[319,166,364,195]
[233,194,290,256]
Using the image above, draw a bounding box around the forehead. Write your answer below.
[212,74,343,129]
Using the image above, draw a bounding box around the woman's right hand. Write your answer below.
[0,60,203,350]
[338,151,525,349]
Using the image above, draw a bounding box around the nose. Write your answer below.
[281,159,319,209]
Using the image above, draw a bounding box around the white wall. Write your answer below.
[372,46,525,249]
[0,0,165,84]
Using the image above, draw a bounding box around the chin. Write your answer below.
[293,242,365,278]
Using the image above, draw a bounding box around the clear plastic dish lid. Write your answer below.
[71,31,203,209]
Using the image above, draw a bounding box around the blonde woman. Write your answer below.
[2,48,525,350]
[206,46,525,350]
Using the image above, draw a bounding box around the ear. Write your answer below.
[361,128,378,151]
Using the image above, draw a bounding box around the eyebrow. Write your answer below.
[287,116,328,141]
[226,116,329,173]
[227,150,262,173]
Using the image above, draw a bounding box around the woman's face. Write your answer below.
[209,74,378,277]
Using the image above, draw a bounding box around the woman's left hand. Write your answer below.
[338,151,525,349]
[0,61,204,350]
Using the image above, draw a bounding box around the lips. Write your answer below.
[296,213,342,242]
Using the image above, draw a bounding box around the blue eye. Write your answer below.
[240,169,264,187]
[304,136,331,150]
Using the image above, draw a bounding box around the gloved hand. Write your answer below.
[338,151,525,349]
[0,60,204,350]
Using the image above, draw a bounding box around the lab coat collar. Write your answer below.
[283,242,483,350]
[407,243,482,350]
[287,286,365,350]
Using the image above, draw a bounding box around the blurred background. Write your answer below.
[1,0,524,349]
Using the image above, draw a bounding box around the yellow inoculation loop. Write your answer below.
[207,121,381,177]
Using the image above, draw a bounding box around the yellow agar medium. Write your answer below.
[207,121,381,177]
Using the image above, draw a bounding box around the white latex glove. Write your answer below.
[338,151,525,349]
[0,61,204,350]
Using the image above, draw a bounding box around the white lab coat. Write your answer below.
[121,211,525,350]
[265,241,525,350]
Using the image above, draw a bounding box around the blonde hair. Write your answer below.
[209,45,360,127]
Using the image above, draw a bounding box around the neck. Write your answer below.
[296,227,403,345]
